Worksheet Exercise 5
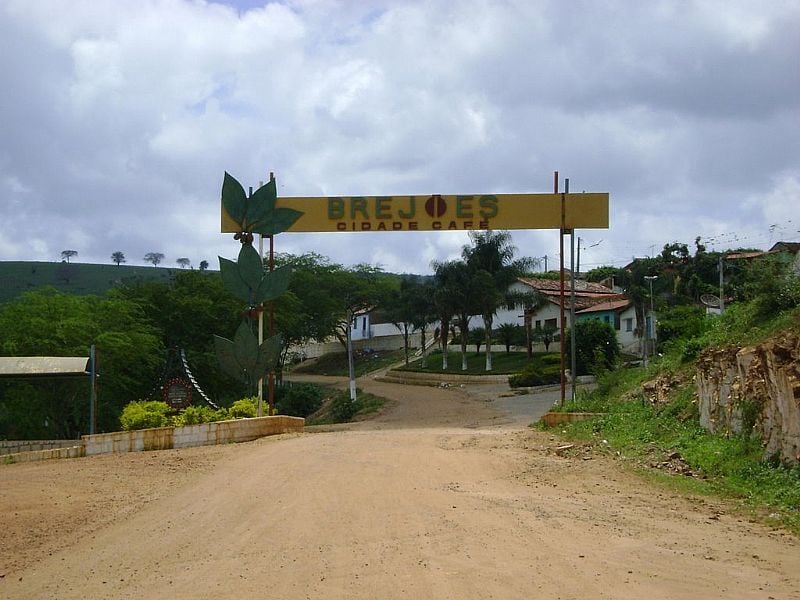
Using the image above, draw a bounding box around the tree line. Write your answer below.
[61,249,209,270]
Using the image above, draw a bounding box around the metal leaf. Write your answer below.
[213,334,244,382]
[232,321,259,374]
[254,265,292,303]
[237,243,265,293]
[221,172,248,226]
[246,179,277,228]
[219,256,251,303]
[255,333,283,377]
[251,207,304,236]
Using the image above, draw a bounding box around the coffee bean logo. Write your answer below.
[425,194,447,218]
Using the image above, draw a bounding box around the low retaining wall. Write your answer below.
[2,416,304,464]
[83,416,304,456]
[1,439,80,455]
[3,445,83,463]
[379,369,510,385]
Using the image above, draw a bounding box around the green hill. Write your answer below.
[0,261,206,302]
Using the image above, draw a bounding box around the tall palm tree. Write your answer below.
[462,231,534,371]
[432,260,463,370]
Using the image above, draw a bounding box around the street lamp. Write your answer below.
[644,275,658,366]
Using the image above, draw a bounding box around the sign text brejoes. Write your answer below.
[221,193,609,233]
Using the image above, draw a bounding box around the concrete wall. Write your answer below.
[2,416,304,464]
[83,415,304,456]
[0,439,80,455]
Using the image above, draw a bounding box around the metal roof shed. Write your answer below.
[0,350,98,433]
[0,356,91,379]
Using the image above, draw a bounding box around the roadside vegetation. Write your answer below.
[545,248,800,534]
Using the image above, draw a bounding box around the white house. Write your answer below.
[495,277,644,354]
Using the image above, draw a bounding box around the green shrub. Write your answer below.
[509,362,560,388]
[173,405,228,426]
[119,400,171,431]
[565,319,620,375]
[229,397,257,419]
[329,391,359,422]
[276,383,324,417]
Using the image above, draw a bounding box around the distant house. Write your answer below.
[495,277,642,354]
[769,241,800,274]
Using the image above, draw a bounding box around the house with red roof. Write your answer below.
[495,277,642,354]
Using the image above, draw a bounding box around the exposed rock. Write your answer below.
[696,331,800,465]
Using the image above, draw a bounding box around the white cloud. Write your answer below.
[0,0,798,274]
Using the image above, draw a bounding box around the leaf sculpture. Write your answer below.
[216,171,303,405]
[219,244,292,306]
[214,322,282,391]
[221,172,303,237]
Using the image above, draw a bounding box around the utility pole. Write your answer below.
[644,275,658,366]
[718,255,725,314]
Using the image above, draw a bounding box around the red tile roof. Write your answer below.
[517,277,615,294]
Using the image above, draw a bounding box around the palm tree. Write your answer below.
[61,250,78,263]
[432,260,462,370]
[111,251,126,266]
[462,231,534,371]
[143,252,165,266]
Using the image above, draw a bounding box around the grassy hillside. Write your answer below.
[0,261,202,302]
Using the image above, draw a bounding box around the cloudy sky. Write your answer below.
[2,0,798,275]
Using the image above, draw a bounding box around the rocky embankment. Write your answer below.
[696,331,800,465]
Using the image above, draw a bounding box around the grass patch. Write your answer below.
[306,388,387,425]
[292,349,406,377]
[398,350,558,375]
[547,370,800,535]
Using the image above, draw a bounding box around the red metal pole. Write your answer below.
[268,172,276,416]
[558,172,566,406]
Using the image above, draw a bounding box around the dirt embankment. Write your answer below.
[1,376,799,599]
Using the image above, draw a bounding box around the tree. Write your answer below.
[0,288,163,438]
[116,270,245,405]
[407,280,437,369]
[143,252,165,266]
[61,250,78,263]
[432,261,464,370]
[533,322,558,352]
[111,251,126,266]
[496,323,521,353]
[565,319,620,376]
[462,231,534,371]
[385,278,422,366]
[199,260,209,271]
[469,326,486,355]
[176,257,191,269]
[439,260,482,371]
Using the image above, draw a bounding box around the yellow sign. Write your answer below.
[222,193,608,233]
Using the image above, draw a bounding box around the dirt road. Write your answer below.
[2,375,799,599]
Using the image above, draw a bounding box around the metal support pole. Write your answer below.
[347,313,357,401]
[568,179,577,402]
[557,171,566,406]
[718,255,725,314]
[89,344,97,434]
[268,172,276,416]
[257,230,264,418]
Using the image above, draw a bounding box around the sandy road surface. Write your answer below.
[1,375,799,599]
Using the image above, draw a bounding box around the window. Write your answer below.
[614,313,621,330]
[625,318,633,332]
[544,318,557,329]
[535,320,542,330]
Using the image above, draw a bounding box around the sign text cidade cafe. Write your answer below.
[223,192,609,233]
